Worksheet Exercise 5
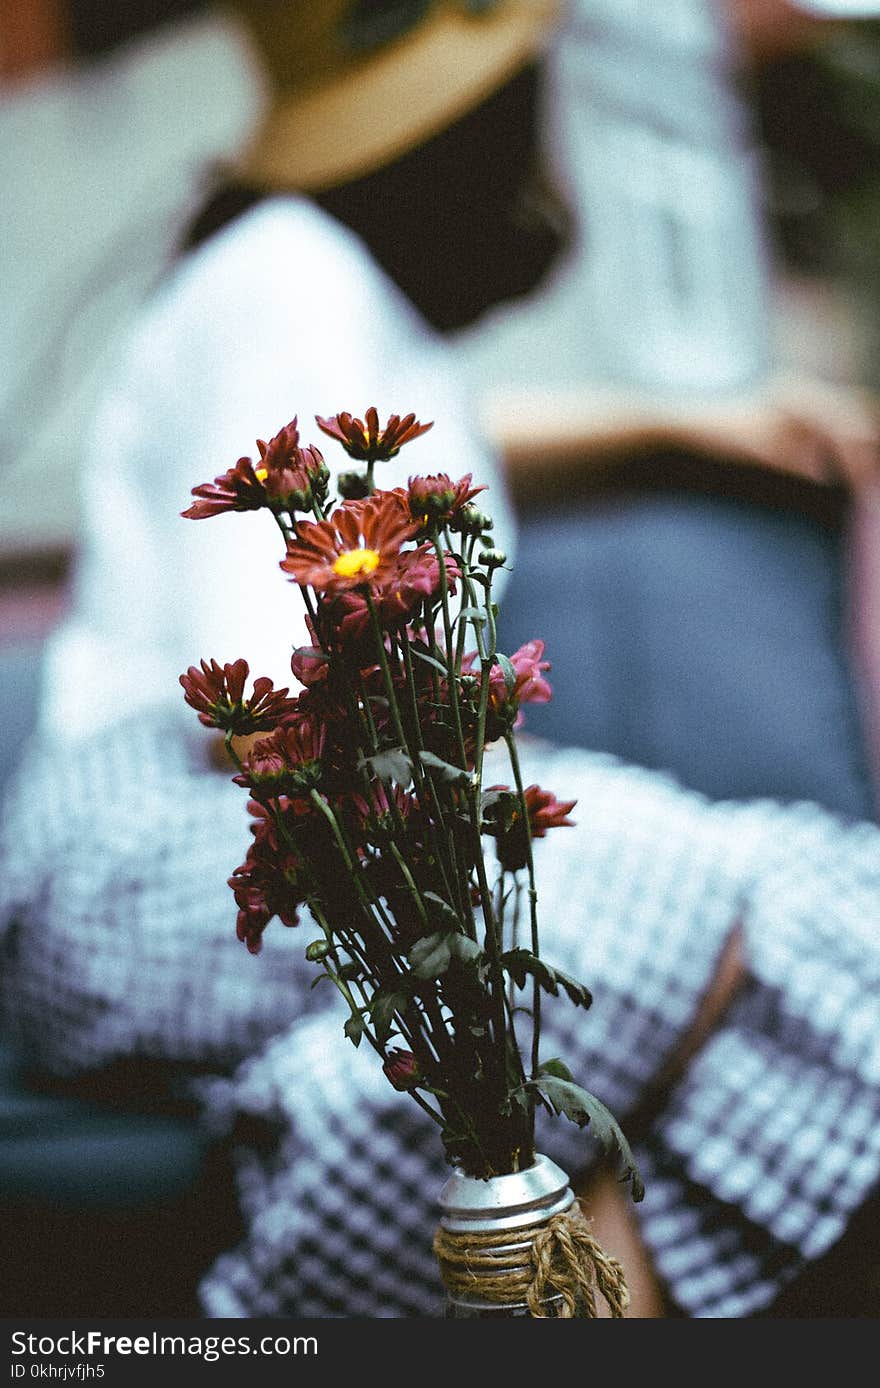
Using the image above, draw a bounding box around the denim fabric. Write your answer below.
[496,476,876,824]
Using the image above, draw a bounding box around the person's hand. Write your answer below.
[676,372,880,492]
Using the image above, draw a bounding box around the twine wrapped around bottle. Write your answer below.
[434,1203,630,1318]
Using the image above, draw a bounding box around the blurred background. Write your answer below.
[3,0,880,1318]
[4,0,880,748]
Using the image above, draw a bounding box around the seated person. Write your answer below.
[2,0,879,1318]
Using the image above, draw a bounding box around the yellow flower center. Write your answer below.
[255,466,268,482]
[333,547,381,579]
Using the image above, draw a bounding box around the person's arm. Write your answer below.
[482,372,880,492]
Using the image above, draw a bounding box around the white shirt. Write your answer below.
[0,12,265,555]
[40,198,515,740]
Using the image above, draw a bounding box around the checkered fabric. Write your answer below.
[1,713,878,1317]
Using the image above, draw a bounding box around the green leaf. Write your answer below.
[509,1086,532,1114]
[422,890,462,932]
[418,750,474,787]
[367,988,409,1043]
[533,1075,644,1202]
[495,652,517,695]
[501,948,592,1009]
[448,934,482,967]
[343,1012,364,1048]
[453,606,487,626]
[537,1057,574,1082]
[358,747,413,788]
[408,932,453,980]
[409,646,450,677]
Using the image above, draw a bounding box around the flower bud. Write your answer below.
[305,938,332,962]
[478,548,507,569]
[382,1049,420,1092]
[337,470,373,500]
[456,504,492,537]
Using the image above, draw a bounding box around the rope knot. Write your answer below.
[434,1204,630,1318]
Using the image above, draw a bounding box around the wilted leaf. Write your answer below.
[533,1075,644,1201]
[423,891,462,932]
[419,751,474,787]
[501,949,592,1009]
[408,932,453,979]
[367,988,409,1043]
[358,748,413,788]
[344,1012,364,1048]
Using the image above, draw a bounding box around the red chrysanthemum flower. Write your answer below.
[279,493,419,595]
[485,783,577,872]
[290,644,330,689]
[181,456,266,520]
[462,639,553,737]
[229,848,304,953]
[405,473,485,528]
[255,417,329,513]
[315,407,433,463]
[522,784,577,837]
[232,717,327,797]
[490,639,553,715]
[347,781,418,829]
[180,658,296,733]
[330,546,460,642]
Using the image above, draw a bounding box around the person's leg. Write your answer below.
[496,471,876,820]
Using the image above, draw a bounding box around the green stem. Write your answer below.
[504,730,541,1088]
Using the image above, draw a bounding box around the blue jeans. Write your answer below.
[496,463,876,824]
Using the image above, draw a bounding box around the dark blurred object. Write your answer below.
[315,63,573,332]
[751,20,880,275]
[67,0,208,56]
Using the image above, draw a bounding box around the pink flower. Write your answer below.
[232,717,327,797]
[180,658,296,733]
[316,407,433,463]
[405,473,485,528]
[462,640,553,737]
[522,784,577,837]
[494,640,553,712]
[182,456,266,520]
[280,493,418,595]
[330,547,459,641]
[255,417,328,513]
[486,783,577,872]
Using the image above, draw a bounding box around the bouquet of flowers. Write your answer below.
[180,408,641,1314]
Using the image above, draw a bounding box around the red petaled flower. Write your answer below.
[255,417,328,513]
[316,408,433,463]
[290,644,330,689]
[406,473,485,528]
[330,546,460,642]
[182,456,266,520]
[463,639,553,737]
[491,640,553,716]
[522,784,577,837]
[232,717,327,796]
[486,782,577,872]
[280,493,418,595]
[180,658,295,733]
[382,1049,421,1092]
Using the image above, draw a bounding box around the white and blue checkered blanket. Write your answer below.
[2,714,878,1317]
